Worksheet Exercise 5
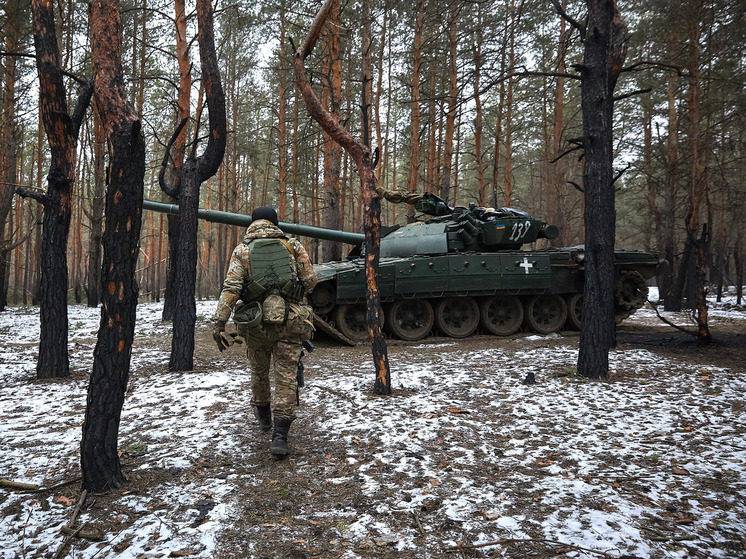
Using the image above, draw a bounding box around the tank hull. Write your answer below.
[311,247,659,342]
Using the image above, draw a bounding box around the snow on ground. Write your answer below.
[0,290,745,558]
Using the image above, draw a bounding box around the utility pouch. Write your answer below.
[262,293,288,325]
[241,279,267,302]
[280,279,304,303]
[233,300,262,328]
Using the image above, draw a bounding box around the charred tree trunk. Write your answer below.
[86,105,106,307]
[19,1,92,378]
[576,0,628,379]
[161,0,191,322]
[295,0,392,394]
[162,0,226,371]
[81,0,145,492]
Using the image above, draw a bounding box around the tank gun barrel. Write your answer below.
[142,199,365,245]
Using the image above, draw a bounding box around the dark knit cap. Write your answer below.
[251,206,278,225]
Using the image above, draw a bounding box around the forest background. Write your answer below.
[0,0,744,309]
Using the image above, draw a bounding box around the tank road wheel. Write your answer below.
[434,297,480,338]
[565,293,583,330]
[335,304,378,343]
[386,299,434,341]
[480,295,524,336]
[524,294,568,334]
[309,281,336,315]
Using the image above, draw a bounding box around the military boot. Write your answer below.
[271,418,293,456]
[253,404,272,431]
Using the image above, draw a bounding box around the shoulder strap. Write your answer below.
[275,237,295,258]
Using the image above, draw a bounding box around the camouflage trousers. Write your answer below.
[238,302,313,421]
[246,337,302,420]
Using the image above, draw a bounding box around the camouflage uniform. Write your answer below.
[213,219,317,420]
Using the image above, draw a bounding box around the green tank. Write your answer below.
[143,195,659,343]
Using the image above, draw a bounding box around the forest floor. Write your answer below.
[0,290,745,559]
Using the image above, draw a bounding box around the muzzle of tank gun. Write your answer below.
[538,224,559,240]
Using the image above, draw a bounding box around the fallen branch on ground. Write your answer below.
[447,537,616,557]
[0,477,82,493]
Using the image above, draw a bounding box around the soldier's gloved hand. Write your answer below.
[213,320,228,352]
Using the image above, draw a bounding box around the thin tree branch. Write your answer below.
[549,0,586,40]
[551,144,584,164]
[15,187,49,204]
[614,87,652,102]
[612,164,630,188]
[0,50,87,84]
[621,61,687,76]
[298,0,337,61]
[648,300,698,337]
[158,117,188,198]
[71,79,94,139]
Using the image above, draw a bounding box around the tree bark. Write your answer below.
[82,0,145,492]
[406,0,424,223]
[167,0,226,371]
[294,0,392,394]
[25,0,92,378]
[0,0,26,311]
[321,0,342,262]
[86,105,105,307]
[576,0,627,379]
[551,5,568,245]
[661,40,680,310]
[161,0,191,321]
[472,8,485,206]
[278,2,288,220]
[439,3,459,202]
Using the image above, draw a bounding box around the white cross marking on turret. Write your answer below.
[519,257,533,274]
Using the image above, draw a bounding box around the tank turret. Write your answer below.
[143,195,660,344]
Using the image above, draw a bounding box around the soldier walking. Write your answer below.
[212,206,317,456]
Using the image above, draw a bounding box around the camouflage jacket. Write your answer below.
[213,220,318,324]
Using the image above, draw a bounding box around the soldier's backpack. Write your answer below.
[234,237,297,326]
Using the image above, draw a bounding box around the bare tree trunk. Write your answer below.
[86,105,105,307]
[439,3,459,202]
[661,45,680,309]
[406,0,424,223]
[0,0,26,311]
[492,10,508,208]
[503,0,517,206]
[20,0,92,378]
[550,5,568,245]
[278,1,288,220]
[162,0,226,371]
[295,0,391,393]
[292,84,300,223]
[682,0,711,342]
[162,0,191,321]
[576,0,628,379]
[81,0,145,492]
[426,68,437,194]
[472,9,485,206]
[321,0,342,262]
